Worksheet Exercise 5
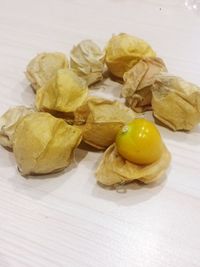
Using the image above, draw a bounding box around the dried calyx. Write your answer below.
[36,69,88,117]
[13,112,82,176]
[152,74,200,131]
[26,52,68,92]
[122,57,167,112]
[96,143,171,186]
[70,40,105,86]
[0,106,34,148]
[74,97,135,149]
[105,33,156,78]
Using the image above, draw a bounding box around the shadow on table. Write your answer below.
[19,78,35,106]
[0,146,15,168]
[8,148,88,200]
[158,122,200,146]
[92,168,171,206]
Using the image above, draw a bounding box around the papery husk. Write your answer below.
[36,69,88,115]
[0,106,34,148]
[70,40,105,86]
[96,143,171,186]
[122,57,167,112]
[13,112,82,176]
[26,52,68,92]
[74,97,135,149]
[105,33,156,78]
[78,122,124,149]
[152,74,200,131]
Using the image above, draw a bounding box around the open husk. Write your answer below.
[96,143,171,186]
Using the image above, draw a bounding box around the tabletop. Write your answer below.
[0,0,200,266]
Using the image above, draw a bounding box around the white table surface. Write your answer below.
[0,0,200,266]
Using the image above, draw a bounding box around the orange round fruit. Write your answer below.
[115,118,163,165]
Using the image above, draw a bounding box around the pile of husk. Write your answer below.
[1,32,199,188]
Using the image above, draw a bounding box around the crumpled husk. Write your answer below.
[13,112,82,176]
[96,143,171,186]
[0,106,34,148]
[152,74,200,131]
[74,97,135,149]
[70,40,105,86]
[122,57,167,112]
[26,52,68,92]
[105,33,156,78]
[36,69,88,116]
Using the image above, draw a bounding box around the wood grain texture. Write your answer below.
[0,0,200,266]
